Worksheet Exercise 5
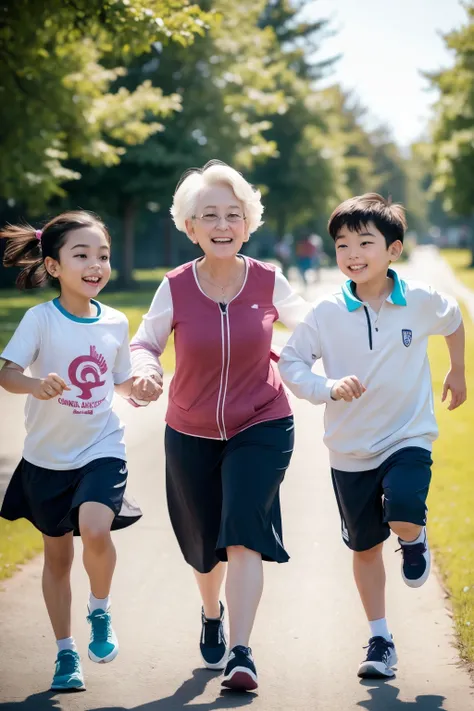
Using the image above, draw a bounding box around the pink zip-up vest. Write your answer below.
[166,257,292,439]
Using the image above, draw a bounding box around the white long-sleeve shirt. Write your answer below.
[130,257,310,439]
[131,262,309,377]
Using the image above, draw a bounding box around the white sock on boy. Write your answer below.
[399,526,426,546]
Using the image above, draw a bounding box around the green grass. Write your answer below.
[429,307,474,664]
[442,249,474,291]
[0,519,43,581]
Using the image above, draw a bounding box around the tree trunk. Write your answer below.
[163,216,173,267]
[468,215,474,268]
[120,199,136,288]
[276,209,287,240]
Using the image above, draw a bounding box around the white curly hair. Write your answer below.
[170,160,264,235]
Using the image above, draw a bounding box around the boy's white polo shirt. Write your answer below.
[279,269,462,472]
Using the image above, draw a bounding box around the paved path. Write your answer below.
[0,250,473,710]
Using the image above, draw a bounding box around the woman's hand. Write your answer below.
[131,373,163,403]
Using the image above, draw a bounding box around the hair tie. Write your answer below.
[35,229,42,241]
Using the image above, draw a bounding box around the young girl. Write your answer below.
[0,211,141,692]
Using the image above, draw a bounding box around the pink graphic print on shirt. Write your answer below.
[68,345,107,399]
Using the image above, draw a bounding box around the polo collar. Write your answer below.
[341,268,407,312]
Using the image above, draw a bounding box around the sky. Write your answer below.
[310,0,468,146]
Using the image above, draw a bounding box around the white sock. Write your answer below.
[369,618,392,642]
[400,526,426,545]
[57,636,77,653]
[89,592,110,613]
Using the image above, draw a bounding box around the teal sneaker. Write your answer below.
[87,608,119,663]
[50,650,85,691]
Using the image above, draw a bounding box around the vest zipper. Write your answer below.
[216,302,230,440]
[363,305,373,350]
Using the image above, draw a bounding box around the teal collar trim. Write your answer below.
[53,298,102,323]
[341,269,407,312]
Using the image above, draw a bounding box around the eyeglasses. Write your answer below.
[192,212,246,224]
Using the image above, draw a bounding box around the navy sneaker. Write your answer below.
[358,636,398,678]
[397,528,431,588]
[221,645,258,691]
[50,650,85,691]
[200,601,227,670]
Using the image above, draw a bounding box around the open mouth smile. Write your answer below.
[82,276,101,284]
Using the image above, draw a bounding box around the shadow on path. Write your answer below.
[0,670,255,711]
[358,682,446,711]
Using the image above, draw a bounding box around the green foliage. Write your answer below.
[0,0,210,211]
[0,0,433,273]
[429,2,474,218]
[250,1,338,238]
[62,0,293,282]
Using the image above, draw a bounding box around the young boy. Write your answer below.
[279,193,467,678]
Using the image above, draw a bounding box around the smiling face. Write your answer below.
[334,221,403,284]
[185,183,249,260]
[44,226,111,299]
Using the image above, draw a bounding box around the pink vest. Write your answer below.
[166,258,292,439]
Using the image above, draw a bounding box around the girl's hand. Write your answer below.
[32,373,70,400]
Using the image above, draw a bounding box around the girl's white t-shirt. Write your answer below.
[1,299,132,470]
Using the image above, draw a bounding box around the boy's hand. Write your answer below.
[442,368,467,411]
[330,375,366,402]
[32,373,70,400]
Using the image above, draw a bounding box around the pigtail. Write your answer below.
[0,223,49,290]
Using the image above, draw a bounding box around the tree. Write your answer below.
[0,0,210,211]
[64,0,288,285]
[428,1,474,264]
[250,1,338,239]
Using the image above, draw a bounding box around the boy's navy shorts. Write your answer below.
[0,457,142,537]
[331,446,432,552]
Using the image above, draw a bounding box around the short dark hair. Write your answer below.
[328,193,407,247]
[1,210,110,290]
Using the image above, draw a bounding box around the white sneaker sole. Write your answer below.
[201,651,228,671]
[402,544,431,588]
[88,643,119,664]
[50,680,86,692]
[222,666,258,691]
[358,650,398,679]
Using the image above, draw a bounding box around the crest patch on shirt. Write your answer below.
[402,329,412,347]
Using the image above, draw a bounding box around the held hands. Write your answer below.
[330,375,366,402]
[131,373,163,403]
[442,368,467,411]
[32,373,70,400]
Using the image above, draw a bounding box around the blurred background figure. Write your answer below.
[274,233,294,278]
[295,234,324,287]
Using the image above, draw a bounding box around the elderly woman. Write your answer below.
[130,160,308,692]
